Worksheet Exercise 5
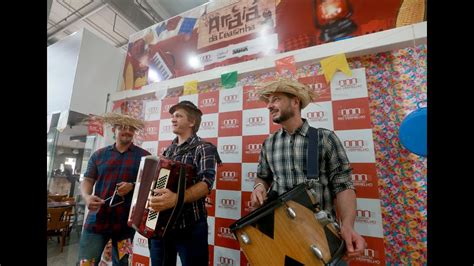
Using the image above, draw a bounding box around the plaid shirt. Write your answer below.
[163,134,218,229]
[83,143,150,236]
[257,119,354,218]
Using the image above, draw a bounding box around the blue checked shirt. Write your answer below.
[257,119,354,218]
[163,134,218,229]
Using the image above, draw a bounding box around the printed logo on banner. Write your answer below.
[242,108,269,136]
[241,191,254,217]
[351,163,379,199]
[133,233,150,257]
[213,246,241,266]
[160,97,179,119]
[158,119,174,141]
[219,86,243,112]
[199,113,219,138]
[218,136,242,163]
[332,97,371,130]
[330,68,368,101]
[215,217,240,250]
[198,90,219,114]
[208,216,215,245]
[242,135,267,163]
[217,163,241,191]
[243,85,267,109]
[335,129,376,163]
[242,163,258,191]
[354,198,384,238]
[157,140,172,156]
[215,190,241,219]
[350,236,386,265]
[218,111,242,137]
[301,102,334,130]
[144,100,161,121]
[144,121,160,141]
[206,189,216,217]
[140,141,158,156]
[298,75,331,102]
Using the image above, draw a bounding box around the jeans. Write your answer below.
[78,229,133,266]
[149,218,209,266]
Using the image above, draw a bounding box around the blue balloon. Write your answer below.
[398,105,427,157]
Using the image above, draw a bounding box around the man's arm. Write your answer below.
[80,177,104,211]
[251,140,273,207]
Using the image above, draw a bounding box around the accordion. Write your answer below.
[127,155,195,238]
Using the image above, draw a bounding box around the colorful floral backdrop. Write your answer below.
[117,44,427,265]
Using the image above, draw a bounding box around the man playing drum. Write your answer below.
[250,79,366,265]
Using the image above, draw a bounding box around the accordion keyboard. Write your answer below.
[145,168,170,229]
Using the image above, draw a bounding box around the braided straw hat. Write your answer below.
[86,113,145,131]
[255,79,316,109]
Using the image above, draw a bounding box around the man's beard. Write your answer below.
[272,106,295,124]
[117,134,133,145]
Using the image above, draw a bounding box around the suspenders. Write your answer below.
[307,127,320,180]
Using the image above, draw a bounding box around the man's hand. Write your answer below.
[85,195,105,211]
[340,224,366,260]
[148,188,177,212]
[116,181,134,196]
[250,183,267,208]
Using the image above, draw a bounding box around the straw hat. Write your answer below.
[256,79,315,109]
[87,113,145,131]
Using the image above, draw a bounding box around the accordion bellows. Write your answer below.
[127,155,195,238]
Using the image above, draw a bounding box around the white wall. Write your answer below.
[47,30,82,114]
[70,28,126,116]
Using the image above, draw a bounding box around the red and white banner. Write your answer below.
[135,68,385,265]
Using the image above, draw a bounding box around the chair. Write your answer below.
[48,194,67,202]
[47,206,73,252]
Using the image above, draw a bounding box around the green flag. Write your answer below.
[221,71,238,89]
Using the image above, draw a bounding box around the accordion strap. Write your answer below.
[161,165,187,237]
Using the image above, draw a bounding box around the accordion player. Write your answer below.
[127,155,195,238]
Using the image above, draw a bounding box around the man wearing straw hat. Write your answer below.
[78,113,150,265]
[250,79,366,264]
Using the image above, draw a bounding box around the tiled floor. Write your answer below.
[47,229,81,266]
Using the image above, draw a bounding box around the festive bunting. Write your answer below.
[221,71,238,89]
[179,17,197,34]
[87,115,104,136]
[183,80,198,95]
[275,55,297,76]
[320,53,352,82]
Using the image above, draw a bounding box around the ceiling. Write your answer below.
[47,0,208,50]
[47,0,208,149]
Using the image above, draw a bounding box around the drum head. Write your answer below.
[399,106,427,157]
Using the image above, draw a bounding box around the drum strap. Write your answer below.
[307,127,320,180]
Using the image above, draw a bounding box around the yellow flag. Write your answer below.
[320,54,352,83]
[183,80,198,95]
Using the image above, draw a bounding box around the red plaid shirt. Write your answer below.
[83,143,150,236]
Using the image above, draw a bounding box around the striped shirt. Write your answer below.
[163,134,218,229]
[257,119,354,218]
[83,143,150,236]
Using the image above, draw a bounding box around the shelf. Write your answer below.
[110,22,426,102]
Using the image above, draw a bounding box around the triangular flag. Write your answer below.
[320,53,352,82]
[275,55,297,75]
[112,100,125,111]
[221,71,238,89]
[183,80,198,95]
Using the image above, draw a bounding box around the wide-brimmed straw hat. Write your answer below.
[255,79,315,109]
[87,112,145,131]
